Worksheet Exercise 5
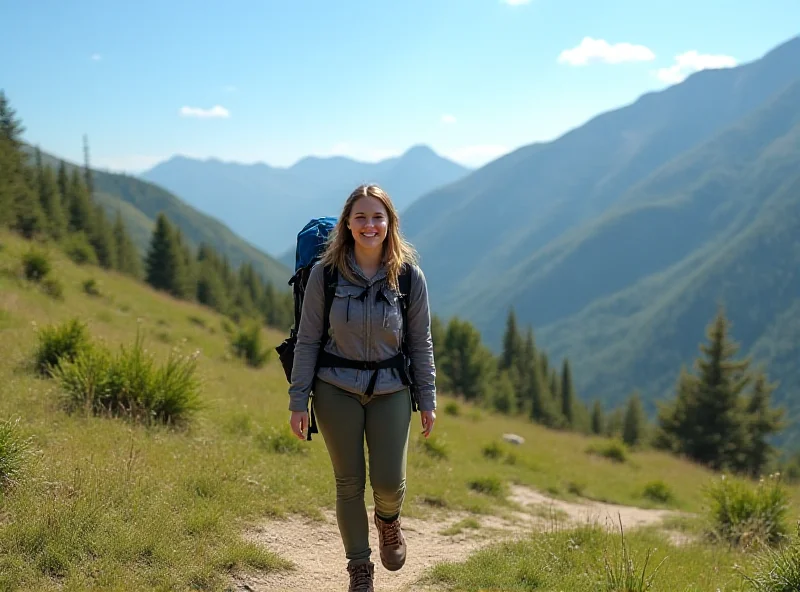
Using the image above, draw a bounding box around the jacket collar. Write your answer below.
[347,249,387,286]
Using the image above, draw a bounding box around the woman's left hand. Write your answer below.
[420,410,436,438]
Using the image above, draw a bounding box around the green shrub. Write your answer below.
[33,318,92,375]
[482,440,503,460]
[62,232,98,265]
[50,331,203,426]
[443,401,460,416]
[230,324,268,368]
[0,417,34,491]
[256,426,306,455]
[419,434,448,460]
[467,476,505,497]
[642,480,674,504]
[587,439,628,463]
[82,278,101,296]
[41,277,64,300]
[22,249,50,281]
[705,473,789,548]
[567,480,586,496]
[741,522,800,591]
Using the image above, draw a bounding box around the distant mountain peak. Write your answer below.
[402,144,438,157]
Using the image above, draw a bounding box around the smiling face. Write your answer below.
[347,195,389,254]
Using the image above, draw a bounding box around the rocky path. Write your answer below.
[232,484,682,592]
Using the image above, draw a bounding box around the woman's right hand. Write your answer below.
[290,411,309,440]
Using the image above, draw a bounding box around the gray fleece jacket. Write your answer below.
[288,254,437,413]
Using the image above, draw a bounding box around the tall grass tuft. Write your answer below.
[0,417,35,491]
[602,516,667,592]
[705,473,789,549]
[50,330,203,426]
[33,317,92,375]
[741,522,800,591]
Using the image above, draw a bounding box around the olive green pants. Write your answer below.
[312,378,412,566]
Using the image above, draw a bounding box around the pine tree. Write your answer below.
[0,91,45,237]
[146,213,190,298]
[11,167,45,239]
[561,358,576,428]
[492,369,516,414]
[113,210,143,278]
[591,400,604,435]
[196,258,229,312]
[622,392,646,447]
[37,163,68,240]
[500,307,522,373]
[605,407,625,439]
[0,91,24,148]
[57,160,68,205]
[526,353,559,427]
[66,168,95,235]
[656,306,755,471]
[742,370,785,477]
[429,314,451,392]
[89,205,117,269]
[441,317,495,402]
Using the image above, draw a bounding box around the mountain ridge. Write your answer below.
[403,35,800,322]
[397,34,800,441]
[140,144,472,255]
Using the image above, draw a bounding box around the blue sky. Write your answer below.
[3,0,798,172]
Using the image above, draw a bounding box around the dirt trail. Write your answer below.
[233,484,683,592]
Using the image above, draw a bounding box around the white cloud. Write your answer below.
[655,50,738,84]
[90,53,102,61]
[179,105,230,118]
[441,114,457,124]
[501,0,531,5]
[557,37,656,66]
[445,144,510,167]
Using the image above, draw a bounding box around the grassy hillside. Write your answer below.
[28,147,292,288]
[1,229,792,591]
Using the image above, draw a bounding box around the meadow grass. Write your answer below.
[0,231,798,590]
[422,521,759,591]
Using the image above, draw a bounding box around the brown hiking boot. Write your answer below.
[347,561,374,592]
[374,512,406,571]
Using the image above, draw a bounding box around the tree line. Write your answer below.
[434,302,785,479]
[0,90,292,332]
[143,212,292,328]
[431,307,645,439]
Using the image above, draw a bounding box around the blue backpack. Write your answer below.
[275,216,417,440]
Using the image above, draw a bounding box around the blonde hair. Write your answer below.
[319,184,418,292]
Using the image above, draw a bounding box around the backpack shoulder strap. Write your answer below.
[320,264,338,348]
[398,262,413,346]
[397,262,418,412]
[308,264,338,442]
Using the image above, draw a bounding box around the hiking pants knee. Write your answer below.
[312,378,412,566]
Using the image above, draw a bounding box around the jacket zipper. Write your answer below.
[365,282,371,393]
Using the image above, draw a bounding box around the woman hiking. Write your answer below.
[288,184,437,591]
